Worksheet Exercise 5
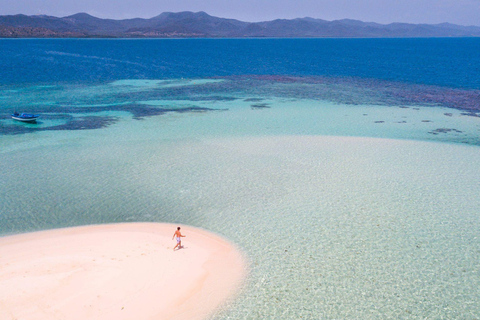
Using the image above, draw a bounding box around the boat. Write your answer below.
[11,112,39,123]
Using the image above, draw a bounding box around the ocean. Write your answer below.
[2,38,480,88]
[1,38,479,318]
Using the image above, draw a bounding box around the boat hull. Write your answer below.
[11,113,39,123]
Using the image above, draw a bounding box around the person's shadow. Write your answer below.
[174,245,188,251]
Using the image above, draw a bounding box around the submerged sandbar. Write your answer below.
[0,223,246,320]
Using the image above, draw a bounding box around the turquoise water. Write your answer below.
[1,39,480,318]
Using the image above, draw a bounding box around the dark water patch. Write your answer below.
[374,121,385,123]
[244,98,264,102]
[60,103,219,118]
[115,89,237,103]
[461,112,480,118]
[250,75,305,83]
[444,113,453,117]
[185,96,237,102]
[251,103,271,109]
[217,76,480,114]
[170,106,215,113]
[421,120,432,123]
[0,123,39,135]
[388,85,480,113]
[130,105,218,118]
[120,104,169,120]
[44,116,118,131]
[0,115,118,135]
[428,128,464,135]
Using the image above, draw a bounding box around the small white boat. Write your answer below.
[12,112,39,123]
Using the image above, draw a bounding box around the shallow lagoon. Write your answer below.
[1,77,480,318]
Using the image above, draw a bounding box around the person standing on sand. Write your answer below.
[172,227,186,251]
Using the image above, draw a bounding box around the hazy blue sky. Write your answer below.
[3,0,480,26]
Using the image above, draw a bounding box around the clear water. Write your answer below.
[1,39,479,318]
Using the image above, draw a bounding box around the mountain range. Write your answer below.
[1,11,480,38]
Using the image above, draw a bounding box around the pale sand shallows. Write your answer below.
[0,223,246,320]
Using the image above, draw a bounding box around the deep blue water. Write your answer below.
[1,38,480,89]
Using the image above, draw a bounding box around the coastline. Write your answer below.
[0,222,246,320]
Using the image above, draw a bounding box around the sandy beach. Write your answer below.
[0,222,246,320]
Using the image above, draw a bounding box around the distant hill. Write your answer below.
[1,11,480,38]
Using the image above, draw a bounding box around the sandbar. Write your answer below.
[0,223,246,320]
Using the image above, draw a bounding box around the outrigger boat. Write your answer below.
[12,112,39,123]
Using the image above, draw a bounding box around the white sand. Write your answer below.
[0,223,246,320]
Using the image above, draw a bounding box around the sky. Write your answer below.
[2,0,480,26]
